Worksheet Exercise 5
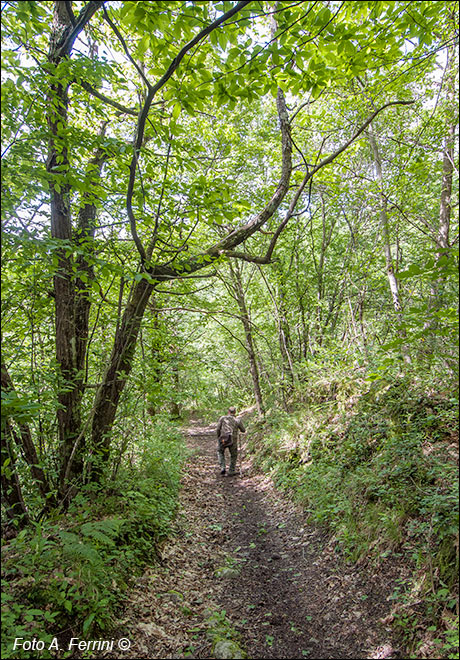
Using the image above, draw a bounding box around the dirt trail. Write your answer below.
[108,423,405,659]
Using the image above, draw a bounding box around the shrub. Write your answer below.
[1,418,186,659]
[247,376,459,657]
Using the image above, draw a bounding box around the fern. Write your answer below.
[80,519,124,546]
[59,531,100,563]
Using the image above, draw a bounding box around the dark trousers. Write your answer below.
[217,441,237,472]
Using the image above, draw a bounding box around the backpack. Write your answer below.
[219,416,235,448]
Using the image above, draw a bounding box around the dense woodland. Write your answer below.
[1,1,459,658]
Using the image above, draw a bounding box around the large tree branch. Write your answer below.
[150,86,292,279]
[102,7,151,87]
[51,1,105,61]
[215,100,415,266]
[123,0,253,263]
[149,1,253,98]
[223,217,290,264]
[213,87,292,253]
[310,100,414,175]
[76,79,138,116]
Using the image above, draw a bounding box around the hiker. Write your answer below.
[216,406,246,477]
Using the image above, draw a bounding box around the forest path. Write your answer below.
[109,422,404,659]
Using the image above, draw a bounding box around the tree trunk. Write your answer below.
[229,263,265,417]
[65,148,109,483]
[424,46,456,348]
[46,5,110,497]
[1,419,30,529]
[258,265,295,401]
[368,128,411,364]
[277,286,296,388]
[146,298,162,416]
[294,236,310,359]
[47,2,84,497]
[1,363,53,502]
[170,360,181,419]
[312,193,337,348]
[89,276,154,478]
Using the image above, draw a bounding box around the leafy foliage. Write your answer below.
[1,419,185,658]
[247,372,458,657]
[1,1,458,657]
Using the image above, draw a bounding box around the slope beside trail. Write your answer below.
[108,422,406,660]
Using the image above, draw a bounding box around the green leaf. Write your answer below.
[172,103,181,120]
[314,7,332,26]
[83,612,95,635]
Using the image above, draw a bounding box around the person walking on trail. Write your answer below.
[216,406,246,476]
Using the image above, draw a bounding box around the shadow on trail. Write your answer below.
[187,425,402,660]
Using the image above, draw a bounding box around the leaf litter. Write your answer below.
[103,422,408,659]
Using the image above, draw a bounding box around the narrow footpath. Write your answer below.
[108,422,405,659]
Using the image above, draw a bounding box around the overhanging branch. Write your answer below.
[123,0,253,263]
[310,100,415,176]
[219,100,415,266]
[76,79,138,116]
[151,85,292,279]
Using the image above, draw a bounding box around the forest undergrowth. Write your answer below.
[1,418,186,659]
[245,369,459,659]
[1,371,458,660]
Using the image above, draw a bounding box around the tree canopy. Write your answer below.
[2,0,458,500]
[1,1,458,657]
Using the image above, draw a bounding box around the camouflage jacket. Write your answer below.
[216,414,245,443]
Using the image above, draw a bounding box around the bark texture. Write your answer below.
[90,277,154,475]
[229,263,265,417]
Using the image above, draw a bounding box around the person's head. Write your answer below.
[228,406,236,416]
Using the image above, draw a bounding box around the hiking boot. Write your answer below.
[227,471,236,477]
[220,469,226,476]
